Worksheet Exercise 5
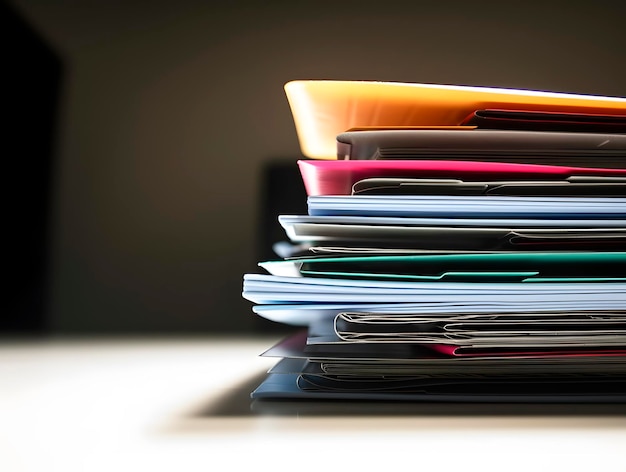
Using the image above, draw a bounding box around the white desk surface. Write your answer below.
[1,335,625,472]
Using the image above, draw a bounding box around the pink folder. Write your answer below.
[298,159,626,196]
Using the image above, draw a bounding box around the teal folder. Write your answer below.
[259,251,626,283]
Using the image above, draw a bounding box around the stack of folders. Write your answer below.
[242,80,626,402]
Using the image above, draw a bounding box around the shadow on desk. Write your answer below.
[193,369,626,418]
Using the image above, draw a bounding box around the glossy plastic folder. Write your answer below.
[335,129,626,167]
[297,159,626,196]
[284,80,626,159]
[259,252,626,283]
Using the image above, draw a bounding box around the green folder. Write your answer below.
[259,251,626,282]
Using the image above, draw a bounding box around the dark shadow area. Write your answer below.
[190,369,270,416]
[254,158,309,334]
[256,158,308,264]
[2,0,63,335]
[191,369,626,417]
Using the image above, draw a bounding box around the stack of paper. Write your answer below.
[242,80,626,402]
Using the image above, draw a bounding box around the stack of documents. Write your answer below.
[243,80,626,402]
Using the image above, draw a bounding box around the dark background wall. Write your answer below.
[5,0,626,335]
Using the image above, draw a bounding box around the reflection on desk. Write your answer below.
[0,336,624,472]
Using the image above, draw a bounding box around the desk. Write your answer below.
[1,336,624,472]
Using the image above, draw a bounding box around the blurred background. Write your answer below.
[4,0,626,336]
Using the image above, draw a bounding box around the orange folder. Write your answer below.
[284,80,626,160]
